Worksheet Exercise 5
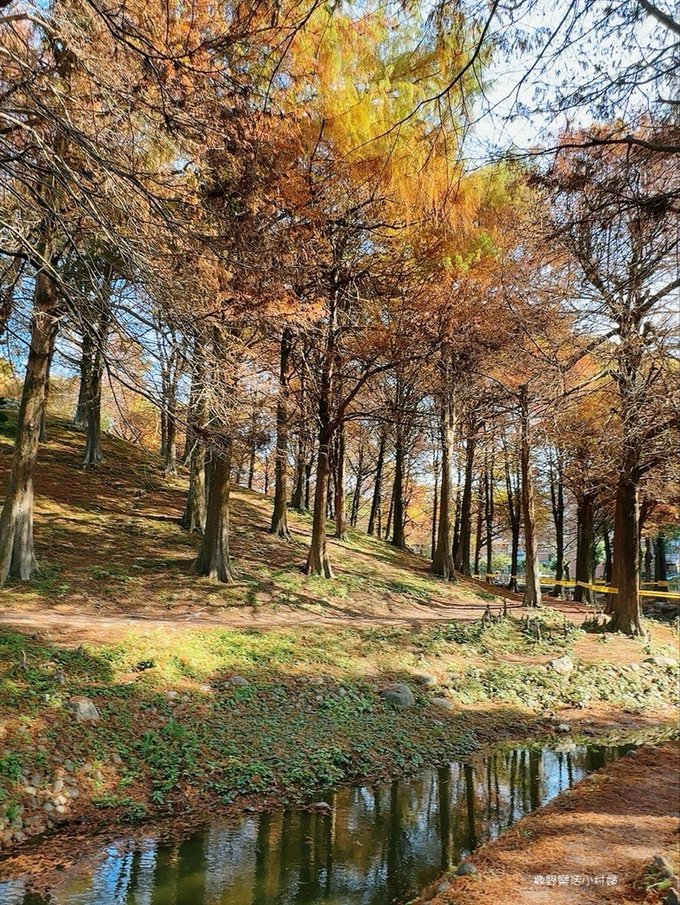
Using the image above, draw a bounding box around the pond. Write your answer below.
[0,741,638,905]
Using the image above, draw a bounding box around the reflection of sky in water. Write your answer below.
[1,744,634,905]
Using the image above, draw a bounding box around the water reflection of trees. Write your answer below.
[18,745,628,905]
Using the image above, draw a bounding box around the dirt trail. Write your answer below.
[0,594,598,642]
[423,743,680,905]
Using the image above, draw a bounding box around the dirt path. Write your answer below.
[422,743,680,904]
[0,595,601,642]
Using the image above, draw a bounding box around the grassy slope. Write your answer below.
[0,415,677,850]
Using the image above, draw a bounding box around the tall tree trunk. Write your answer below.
[574,491,595,605]
[349,444,365,528]
[432,382,456,580]
[452,482,462,565]
[306,428,333,577]
[270,328,292,539]
[247,442,256,490]
[643,536,653,582]
[473,478,483,576]
[385,485,394,542]
[607,465,642,635]
[391,428,406,549]
[367,430,385,537]
[484,459,494,580]
[306,301,336,576]
[74,330,93,428]
[549,455,565,597]
[604,525,613,584]
[0,268,58,583]
[334,422,347,540]
[183,443,207,533]
[82,301,111,469]
[503,442,521,592]
[455,430,475,576]
[655,533,667,583]
[291,369,307,512]
[194,446,233,582]
[182,347,208,533]
[431,469,439,562]
[519,391,541,607]
[39,331,57,442]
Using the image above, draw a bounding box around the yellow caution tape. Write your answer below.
[641,580,670,587]
[639,589,680,599]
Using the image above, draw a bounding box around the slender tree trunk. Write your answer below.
[39,332,57,442]
[385,485,394,542]
[549,456,565,597]
[82,301,111,468]
[484,460,494,580]
[182,347,208,533]
[270,328,292,538]
[306,428,333,577]
[503,443,520,592]
[306,300,336,576]
[247,442,256,490]
[367,431,385,537]
[607,465,643,635]
[291,370,307,512]
[473,478,483,576]
[432,382,456,581]
[452,482,462,564]
[163,406,177,475]
[431,469,439,562]
[604,526,613,584]
[194,446,233,582]
[304,459,312,512]
[643,536,653,582]
[519,391,541,607]
[574,492,595,605]
[0,268,59,583]
[74,330,93,428]
[349,444,365,528]
[655,533,667,583]
[455,430,475,576]
[391,428,406,549]
[334,422,347,540]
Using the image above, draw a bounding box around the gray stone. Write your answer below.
[379,683,415,707]
[556,723,571,733]
[67,696,100,722]
[436,879,453,894]
[643,656,677,668]
[415,673,438,687]
[229,675,249,687]
[549,656,574,675]
[431,697,455,711]
[456,861,477,876]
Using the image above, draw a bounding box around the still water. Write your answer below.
[1,742,636,905]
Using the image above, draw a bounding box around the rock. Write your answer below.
[665,890,680,905]
[199,684,212,693]
[414,673,438,687]
[166,690,179,699]
[67,696,100,722]
[549,656,574,675]
[431,698,454,711]
[53,779,64,793]
[379,683,415,707]
[436,879,452,894]
[23,786,36,797]
[43,803,54,813]
[629,663,640,672]
[643,656,677,668]
[456,861,477,876]
[64,760,75,772]
[228,675,249,687]
[556,723,571,733]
